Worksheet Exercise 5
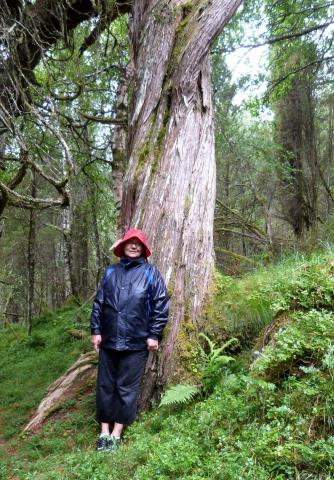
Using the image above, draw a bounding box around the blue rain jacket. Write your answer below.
[90,257,169,350]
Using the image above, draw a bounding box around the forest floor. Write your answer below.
[1,250,334,479]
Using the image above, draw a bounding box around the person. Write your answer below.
[90,228,169,452]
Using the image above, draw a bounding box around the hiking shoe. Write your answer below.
[108,436,121,452]
[96,435,110,452]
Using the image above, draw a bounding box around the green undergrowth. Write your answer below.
[0,305,92,440]
[2,250,334,478]
[209,249,334,346]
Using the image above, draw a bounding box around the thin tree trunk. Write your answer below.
[112,68,129,232]
[27,171,37,335]
[90,182,103,285]
[121,0,242,407]
[62,205,78,299]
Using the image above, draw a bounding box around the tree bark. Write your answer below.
[276,71,318,237]
[27,170,37,335]
[89,181,103,285]
[62,205,78,299]
[121,0,242,406]
[112,68,130,231]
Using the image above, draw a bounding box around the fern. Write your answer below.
[199,333,238,392]
[159,384,199,407]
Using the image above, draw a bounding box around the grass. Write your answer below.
[210,248,334,345]
[0,306,92,440]
[2,249,334,479]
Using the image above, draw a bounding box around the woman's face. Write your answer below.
[123,238,144,258]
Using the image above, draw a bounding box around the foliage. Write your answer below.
[252,309,334,380]
[0,17,127,322]
[198,333,238,393]
[159,384,199,408]
[210,249,334,345]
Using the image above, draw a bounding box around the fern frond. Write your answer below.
[159,384,199,407]
[199,332,215,353]
[220,337,239,351]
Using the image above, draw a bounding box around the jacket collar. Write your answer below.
[120,256,146,269]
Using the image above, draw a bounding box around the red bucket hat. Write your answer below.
[112,228,151,258]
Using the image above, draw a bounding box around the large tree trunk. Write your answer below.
[122,0,242,406]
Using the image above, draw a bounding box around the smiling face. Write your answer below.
[123,237,144,259]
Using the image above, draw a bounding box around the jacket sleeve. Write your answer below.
[90,270,107,335]
[148,266,169,340]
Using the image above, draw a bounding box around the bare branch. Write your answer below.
[80,112,127,125]
[215,19,334,54]
[0,179,68,209]
[268,56,334,97]
[27,158,69,191]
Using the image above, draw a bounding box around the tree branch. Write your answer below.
[215,19,334,54]
[0,179,69,209]
[80,112,127,125]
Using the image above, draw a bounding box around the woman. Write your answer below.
[90,228,169,452]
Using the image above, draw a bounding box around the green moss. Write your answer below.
[150,108,171,179]
[151,157,159,176]
[135,143,150,178]
[150,126,166,177]
[112,149,126,165]
[184,193,191,216]
[156,126,167,148]
[175,324,201,381]
[167,271,176,299]
[175,17,189,35]
[168,1,195,72]
[182,1,194,14]
[175,300,202,379]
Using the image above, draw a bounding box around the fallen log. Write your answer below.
[24,351,97,433]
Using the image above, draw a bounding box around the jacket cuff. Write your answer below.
[147,333,159,340]
[91,329,101,335]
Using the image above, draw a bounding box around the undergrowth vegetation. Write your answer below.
[1,251,334,479]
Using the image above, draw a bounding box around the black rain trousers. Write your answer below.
[96,348,148,425]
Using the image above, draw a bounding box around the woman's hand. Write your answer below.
[91,334,102,353]
[146,338,159,351]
